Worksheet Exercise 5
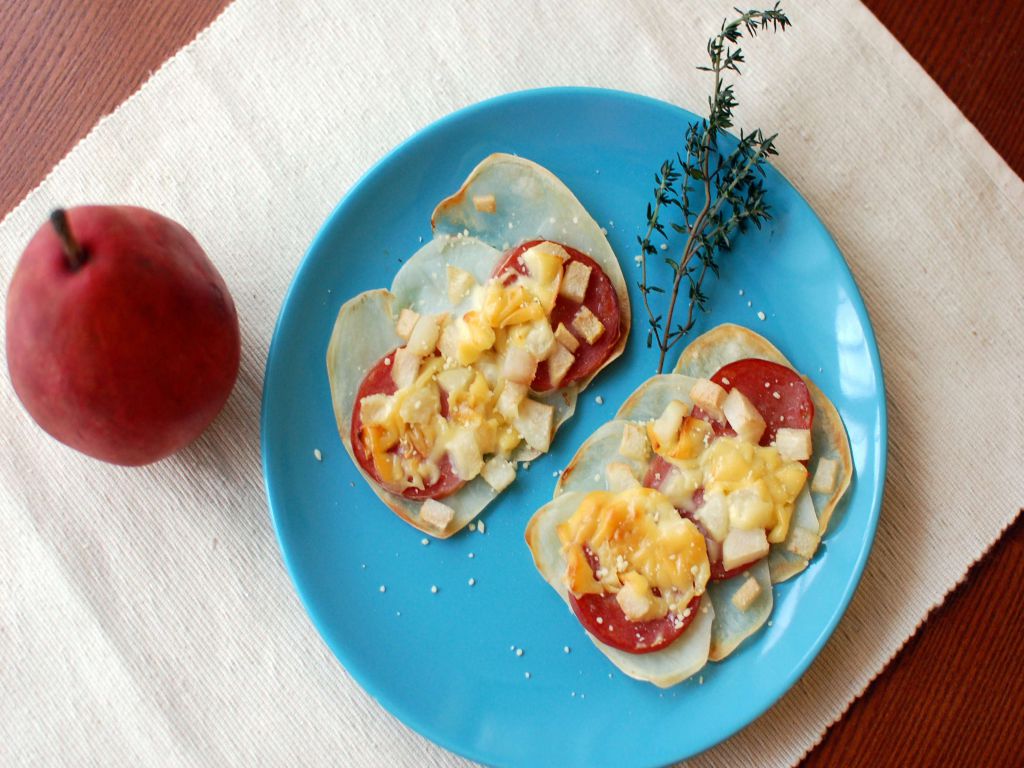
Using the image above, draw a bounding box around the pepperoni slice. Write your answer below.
[567,545,701,654]
[693,358,813,447]
[493,240,621,392]
[350,351,464,500]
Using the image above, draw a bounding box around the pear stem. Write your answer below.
[50,209,85,270]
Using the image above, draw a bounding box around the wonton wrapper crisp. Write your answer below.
[327,154,630,537]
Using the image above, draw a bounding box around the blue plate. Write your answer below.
[262,88,886,767]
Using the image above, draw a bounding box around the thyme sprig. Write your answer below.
[638,4,790,373]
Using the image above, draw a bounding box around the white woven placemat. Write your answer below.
[1,1,1021,765]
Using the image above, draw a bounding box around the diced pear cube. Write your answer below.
[523,320,556,361]
[554,322,580,352]
[446,428,483,480]
[390,347,420,390]
[689,378,728,423]
[398,384,439,424]
[496,381,528,421]
[721,527,769,571]
[406,313,442,356]
[649,400,689,452]
[514,399,554,452]
[358,393,392,426]
[446,265,477,304]
[605,461,640,492]
[811,457,839,494]
[658,467,701,509]
[436,366,474,395]
[731,575,762,611]
[694,491,729,542]
[722,388,766,444]
[774,428,812,462]
[472,194,496,213]
[546,343,575,388]
[559,260,592,303]
[617,422,650,462]
[480,456,516,492]
[616,572,655,621]
[396,308,420,340]
[726,485,774,531]
[419,499,455,532]
[571,305,605,344]
[786,526,819,560]
[502,345,538,385]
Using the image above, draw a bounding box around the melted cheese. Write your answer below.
[651,402,809,543]
[358,242,577,492]
[557,487,710,621]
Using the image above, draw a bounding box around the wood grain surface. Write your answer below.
[1,1,1021,765]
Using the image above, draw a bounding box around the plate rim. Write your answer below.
[261,85,888,767]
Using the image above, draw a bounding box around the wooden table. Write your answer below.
[2,2,1021,764]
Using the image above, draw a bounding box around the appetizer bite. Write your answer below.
[327,154,630,538]
[526,324,852,685]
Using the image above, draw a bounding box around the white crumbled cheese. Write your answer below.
[546,342,576,388]
[787,526,819,560]
[563,646,571,654]
[572,305,605,344]
[430,585,439,594]
[468,577,476,586]
[722,527,770,571]
[689,378,728,423]
[757,311,766,321]
[772,391,781,400]
[472,193,497,213]
[811,457,840,494]
[446,265,477,304]
[477,520,486,534]
[738,289,745,296]
[595,395,604,405]
[515,648,524,657]
[396,308,420,340]
[421,538,429,546]
[481,456,516,492]
[313,448,323,461]
[722,388,767,444]
[514,399,555,452]
[731,575,762,611]
[559,260,592,303]
[419,499,455,532]
[524,672,531,680]
[554,322,580,352]
[774,427,812,462]
[618,422,651,462]
[605,461,641,492]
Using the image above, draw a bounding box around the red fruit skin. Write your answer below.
[5,205,241,466]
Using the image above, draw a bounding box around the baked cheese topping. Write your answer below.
[646,399,808,545]
[359,241,591,493]
[556,487,710,622]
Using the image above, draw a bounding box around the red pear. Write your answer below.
[6,205,240,465]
